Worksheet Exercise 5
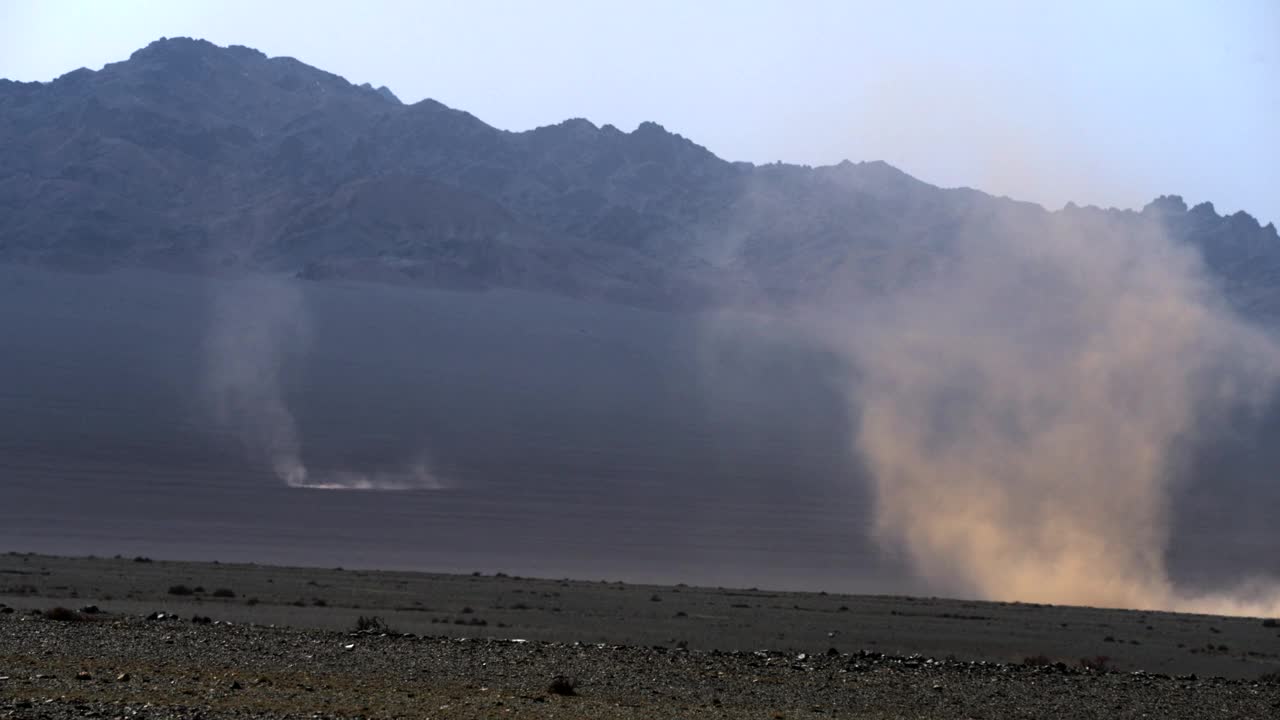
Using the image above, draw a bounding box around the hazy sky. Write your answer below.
[2,1,1276,224]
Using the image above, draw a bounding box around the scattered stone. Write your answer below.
[76,671,92,681]
[116,672,130,682]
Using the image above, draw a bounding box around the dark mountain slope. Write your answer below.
[2,37,1278,317]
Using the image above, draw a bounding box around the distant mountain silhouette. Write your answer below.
[3,37,1278,316]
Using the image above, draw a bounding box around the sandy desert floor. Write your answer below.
[1,553,1278,718]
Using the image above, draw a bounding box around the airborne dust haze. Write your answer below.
[205,275,312,487]
[803,205,1280,615]
[203,274,445,491]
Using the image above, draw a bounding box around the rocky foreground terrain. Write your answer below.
[2,554,1279,718]
[2,605,1278,720]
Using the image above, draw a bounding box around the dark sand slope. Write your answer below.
[2,555,1279,718]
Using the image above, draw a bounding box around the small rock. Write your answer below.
[35,673,55,679]
[229,680,243,690]
[80,605,101,614]
[116,673,131,682]
[76,671,92,681]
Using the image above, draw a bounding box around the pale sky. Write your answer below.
[1,1,1276,225]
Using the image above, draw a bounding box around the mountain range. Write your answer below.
[3,37,1278,316]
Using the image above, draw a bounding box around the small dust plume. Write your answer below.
[204,274,313,487]
[812,206,1280,615]
[203,274,447,492]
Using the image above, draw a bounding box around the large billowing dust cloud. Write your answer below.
[807,206,1280,614]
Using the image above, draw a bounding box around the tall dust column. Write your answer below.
[204,274,312,487]
[817,209,1280,613]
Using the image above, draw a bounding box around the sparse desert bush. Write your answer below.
[355,615,389,633]
[43,606,80,622]
[547,675,576,696]
[1263,618,1278,628]
[312,598,327,607]
[1078,656,1112,672]
[245,597,260,606]
[167,584,194,596]
[1022,654,1053,666]
[1259,671,1280,685]
[211,588,236,598]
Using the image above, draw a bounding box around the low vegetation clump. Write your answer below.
[167,584,194,596]
[43,606,80,622]
[1021,654,1053,666]
[1262,618,1278,628]
[1078,656,1112,672]
[547,675,577,696]
[211,588,236,598]
[354,615,390,633]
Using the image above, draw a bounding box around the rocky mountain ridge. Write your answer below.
[2,37,1277,316]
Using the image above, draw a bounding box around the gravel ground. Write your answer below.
[3,554,1280,718]
[2,608,1278,719]
[5,553,1280,681]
